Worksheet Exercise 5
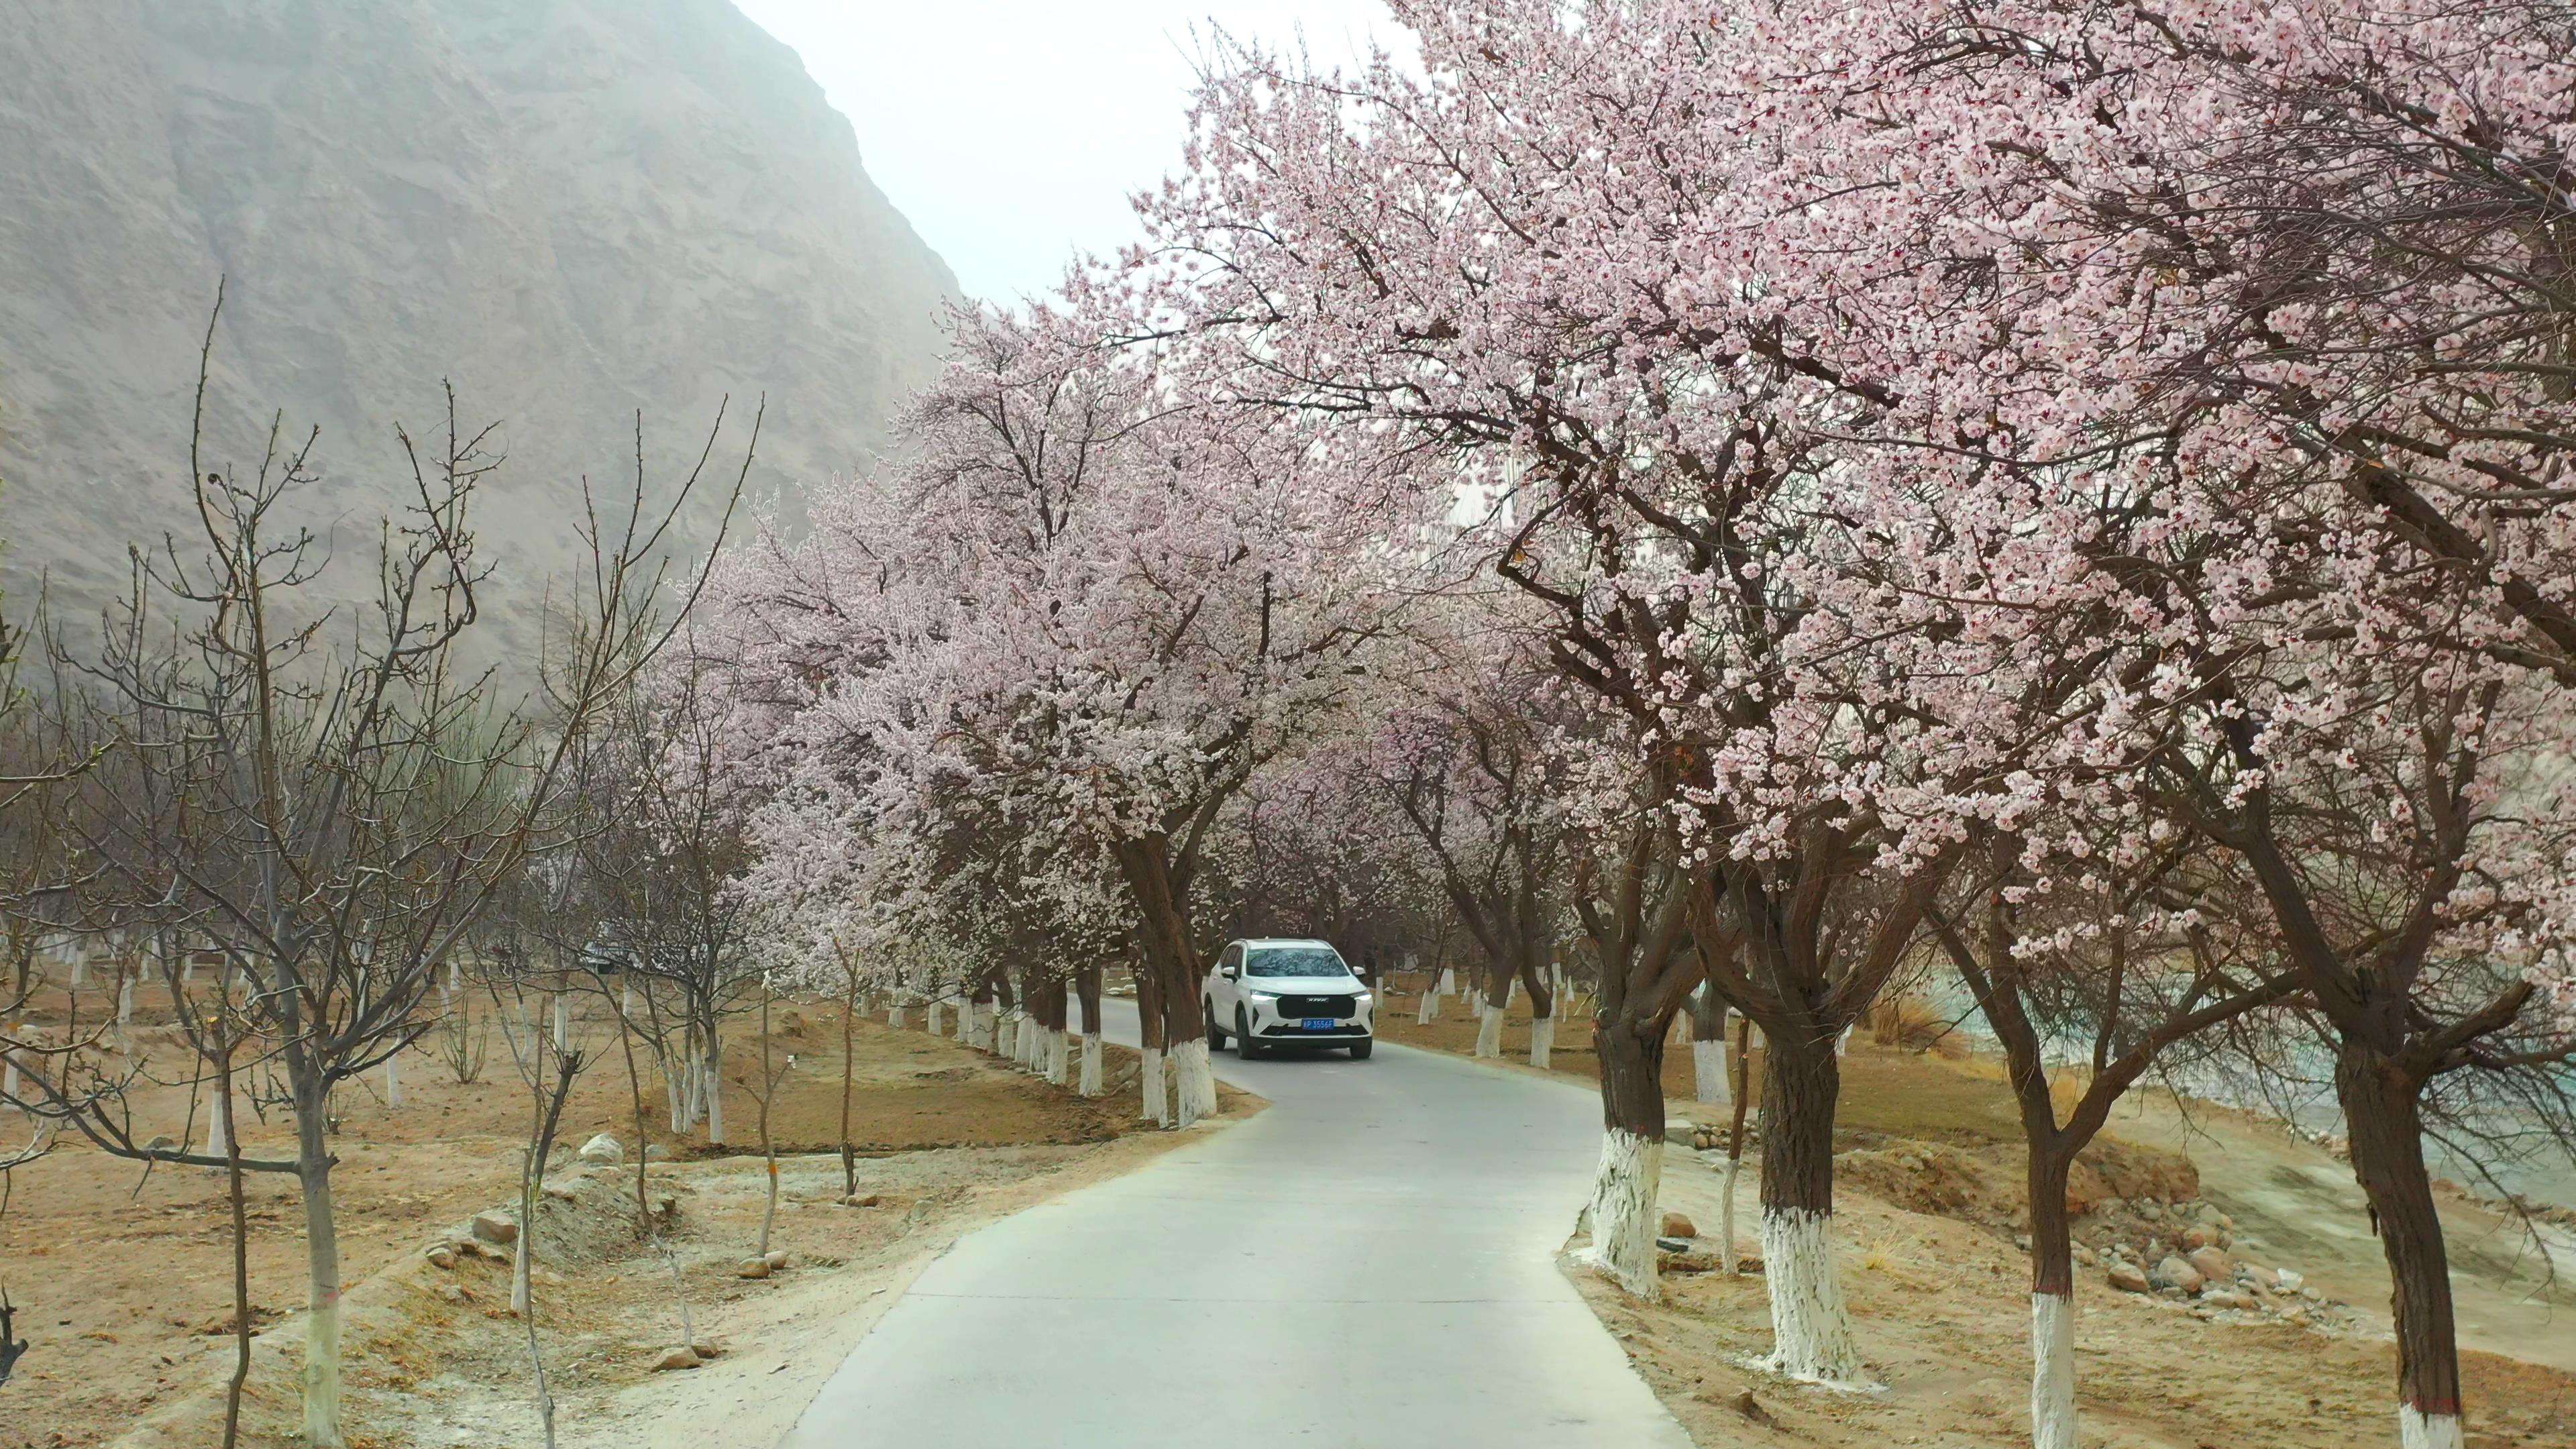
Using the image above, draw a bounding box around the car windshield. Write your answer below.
[1245,947,1350,979]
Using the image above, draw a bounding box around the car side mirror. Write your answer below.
[1220,965,1238,981]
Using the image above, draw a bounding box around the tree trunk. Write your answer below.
[1521,951,1556,1069]
[1580,1010,1669,1297]
[218,1046,251,1449]
[293,1071,345,1447]
[1473,965,1507,1059]
[1135,959,1168,1126]
[1044,977,1071,1086]
[1691,989,1730,1106]
[841,968,859,1199]
[703,1037,726,1147]
[757,982,779,1258]
[1120,841,1215,1124]
[2337,1046,2463,1449]
[1721,1015,1753,1277]
[1758,1031,1863,1384]
[1075,965,1104,1097]
[2028,1146,2078,1449]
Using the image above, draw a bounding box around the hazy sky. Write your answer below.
[734,0,1397,303]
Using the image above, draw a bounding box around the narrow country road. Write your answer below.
[780,1000,1695,1447]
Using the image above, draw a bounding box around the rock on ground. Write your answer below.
[2149,1254,2204,1294]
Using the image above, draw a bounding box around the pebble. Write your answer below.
[736,1257,771,1279]
[471,1212,519,1246]
[578,1132,623,1165]
[2186,1246,2235,1283]
[2149,1254,2204,1295]
[1660,1211,1697,1239]
[652,1346,702,1371]
[2107,1262,2151,1293]
[423,1244,458,1270]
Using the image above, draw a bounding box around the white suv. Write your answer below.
[1203,938,1375,1059]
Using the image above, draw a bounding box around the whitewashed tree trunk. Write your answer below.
[968,1002,993,1052]
[1577,1128,1663,1297]
[117,975,136,1026]
[621,979,636,1017]
[1046,1028,1069,1085]
[1077,1034,1103,1097]
[1528,1015,1554,1069]
[205,1093,229,1158]
[2400,1407,2465,1449]
[70,953,87,988]
[926,1000,945,1036]
[665,1065,688,1133]
[1760,1208,1866,1385]
[447,960,462,998]
[2032,1291,2078,1449]
[704,1060,726,1146]
[888,1000,908,1028]
[1694,1039,1731,1105]
[1173,1038,1216,1127]
[182,955,196,987]
[953,1000,970,1040]
[1505,977,1518,1008]
[1140,1046,1168,1126]
[295,1104,345,1446]
[553,995,570,1051]
[1837,1025,1852,1057]
[1416,987,1438,1024]
[1437,967,1455,996]
[1473,1000,1504,1059]
[385,1054,401,1110]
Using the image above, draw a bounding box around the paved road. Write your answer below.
[779,1002,1695,1448]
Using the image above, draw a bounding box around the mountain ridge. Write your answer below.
[0,0,955,658]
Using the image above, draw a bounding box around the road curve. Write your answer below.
[780,1001,1693,1448]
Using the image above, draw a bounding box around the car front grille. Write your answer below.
[1273,994,1356,1018]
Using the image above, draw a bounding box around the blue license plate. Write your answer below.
[1301,1017,1336,1030]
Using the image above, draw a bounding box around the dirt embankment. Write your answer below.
[2,996,1247,1449]
[1375,974,2576,1447]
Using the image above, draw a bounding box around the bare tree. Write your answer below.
[492,972,583,1449]
[2,302,749,1445]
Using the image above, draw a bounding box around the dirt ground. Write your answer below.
[1374,973,2576,1448]
[1,991,1248,1449]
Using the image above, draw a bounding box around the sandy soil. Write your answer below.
[1,993,1246,1449]
[1374,973,2576,1446]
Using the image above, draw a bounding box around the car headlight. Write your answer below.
[1246,989,1279,1002]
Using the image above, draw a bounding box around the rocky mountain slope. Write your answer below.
[0,0,954,659]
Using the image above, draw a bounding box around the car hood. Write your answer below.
[1240,976,1368,994]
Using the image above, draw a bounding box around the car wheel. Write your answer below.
[1349,1038,1373,1061]
[1204,1001,1225,1048]
[1236,1007,1264,1059]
